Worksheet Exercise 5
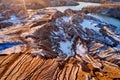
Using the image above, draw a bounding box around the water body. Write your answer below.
[0,42,22,51]
[47,2,100,12]
[47,2,120,31]
[89,14,120,31]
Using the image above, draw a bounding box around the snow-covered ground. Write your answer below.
[2,15,21,24]
[80,19,100,31]
[59,40,74,57]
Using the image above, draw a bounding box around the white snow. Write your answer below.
[116,45,120,49]
[2,15,21,24]
[80,19,100,31]
[29,14,44,21]
[0,14,3,18]
[31,49,45,56]
[108,34,120,42]
[59,40,74,57]
[61,16,71,23]
[76,43,87,57]
[55,18,67,36]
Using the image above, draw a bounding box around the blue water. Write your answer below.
[0,42,22,51]
[89,14,120,31]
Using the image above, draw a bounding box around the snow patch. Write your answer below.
[76,43,87,57]
[31,49,45,56]
[61,16,71,23]
[2,15,21,24]
[59,40,73,57]
[108,34,120,42]
[116,45,120,49]
[29,14,44,21]
[80,19,100,31]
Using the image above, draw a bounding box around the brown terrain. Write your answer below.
[75,0,109,3]
[82,2,120,19]
[0,52,120,80]
[0,4,120,80]
[0,0,78,10]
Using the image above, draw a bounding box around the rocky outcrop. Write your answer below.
[0,9,120,80]
[0,53,120,80]
[0,22,13,29]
